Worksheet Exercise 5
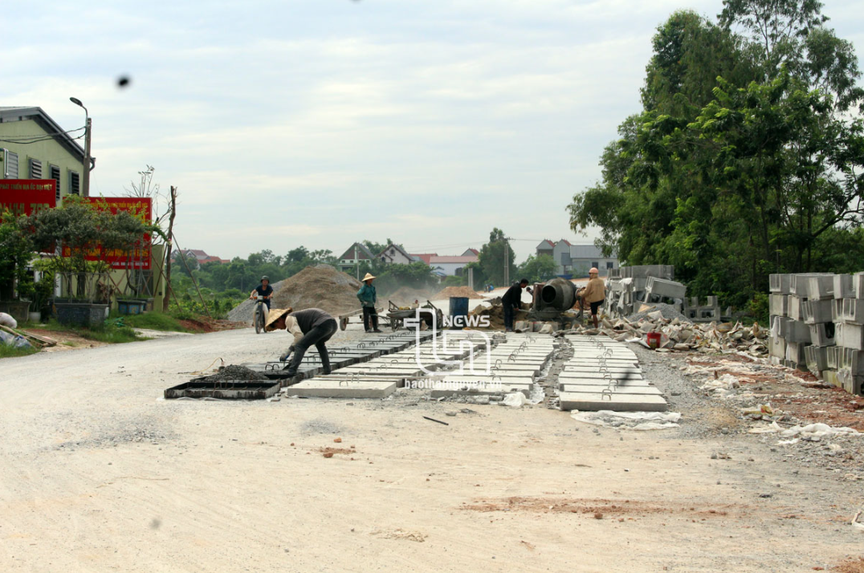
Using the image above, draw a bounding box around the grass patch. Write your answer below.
[0,344,39,359]
[112,312,189,332]
[78,321,142,344]
[30,318,144,344]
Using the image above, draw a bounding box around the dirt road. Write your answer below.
[1,328,862,572]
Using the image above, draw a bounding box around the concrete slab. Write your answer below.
[429,382,533,397]
[284,380,397,399]
[558,392,668,412]
[558,384,662,396]
[426,375,534,386]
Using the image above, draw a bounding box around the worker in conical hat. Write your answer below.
[266,307,337,376]
[356,273,381,333]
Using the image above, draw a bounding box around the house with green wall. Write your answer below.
[0,106,167,314]
[0,106,87,202]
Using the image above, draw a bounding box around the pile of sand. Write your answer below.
[271,265,363,316]
[228,265,363,324]
[468,300,530,330]
[429,286,484,300]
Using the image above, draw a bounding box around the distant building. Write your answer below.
[536,239,572,274]
[429,249,479,277]
[410,253,437,265]
[536,239,618,276]
[173,249,229,268]
[378,243,415,265]
[568,244,618,277]
[337,242,375,274]
[0,106,87,203]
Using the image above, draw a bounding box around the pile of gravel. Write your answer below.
[627,302,690,323]
[202,365,269,383]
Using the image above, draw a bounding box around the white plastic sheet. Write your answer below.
[570,410,682,431]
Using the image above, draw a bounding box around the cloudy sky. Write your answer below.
[6,0,863,262]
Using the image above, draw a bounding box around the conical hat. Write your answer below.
[264,307,292,331]
[362,273,376,281]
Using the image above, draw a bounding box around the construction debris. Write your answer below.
[0,325,57,349]
[567,309,769,356]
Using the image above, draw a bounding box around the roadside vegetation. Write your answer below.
[568,0,864,316]
[0,345,39,359]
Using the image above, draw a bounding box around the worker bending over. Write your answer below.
[265,307,337,376]
[579,267,605,328]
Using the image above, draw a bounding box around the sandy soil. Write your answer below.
[1,327,862,572]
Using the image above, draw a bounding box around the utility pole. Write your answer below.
[503,237,510,286]
[69,97,93,197]
[355,244,359,280]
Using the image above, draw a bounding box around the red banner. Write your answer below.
[0,179,57,216]
[60,197,153,270]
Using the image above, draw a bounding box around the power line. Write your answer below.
[0,133,84,145]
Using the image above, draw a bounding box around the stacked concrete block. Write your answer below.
[834,274,854,300]
[769,294,788,317]
[854,272,864,299]
[684,296,720,322]
[770,272,864,396]
[606,265,678,319]
[836,323,864,350]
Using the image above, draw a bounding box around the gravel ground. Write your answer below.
[1,328,863,571]
[634,344,864,479]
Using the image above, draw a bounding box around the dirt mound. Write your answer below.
[227,265,363,324]
[271,265,362,317]
[202,365,269,383]
[430,286,484,300]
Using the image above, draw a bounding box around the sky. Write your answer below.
[5,0,863,262]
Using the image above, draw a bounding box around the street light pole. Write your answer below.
[69,97,92,197]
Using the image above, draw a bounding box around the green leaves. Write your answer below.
[566,1,864,310]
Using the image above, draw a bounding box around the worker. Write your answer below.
[579,267,606,328]
[357,273,381,333]
[501,278,531,332]
[249,276,274,310]
[265,307,337,376]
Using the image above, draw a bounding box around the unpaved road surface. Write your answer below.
[1,328,862,572]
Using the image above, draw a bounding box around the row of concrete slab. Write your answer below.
[267,329,669,413]
[557,336,668,412]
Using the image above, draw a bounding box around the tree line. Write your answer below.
[172,228,560,298]
[567,0,864,313]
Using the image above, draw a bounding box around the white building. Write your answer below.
[429,251,478,277]
[378,243,415,265]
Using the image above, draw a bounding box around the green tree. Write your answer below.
[518,254,558,283]
[567,2,864,309]
[478,228,515,287]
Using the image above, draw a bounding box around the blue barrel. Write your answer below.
[449,296,469,329]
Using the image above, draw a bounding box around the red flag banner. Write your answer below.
[60,197,153,270]
[0,179,57,216]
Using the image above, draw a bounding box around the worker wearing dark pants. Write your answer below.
[265,307,337,375]
[502,278,530,332]
[357,272,381,333]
